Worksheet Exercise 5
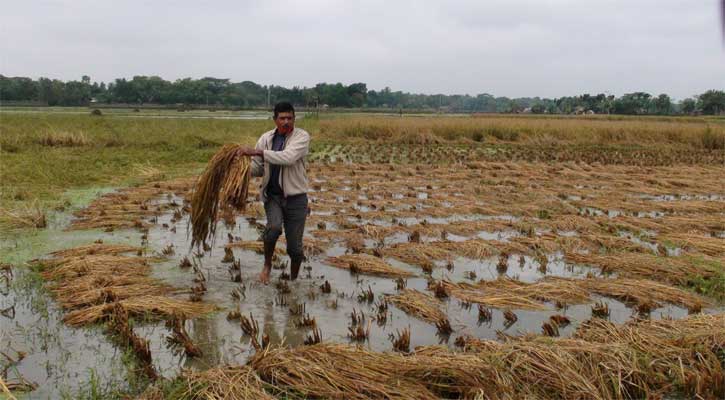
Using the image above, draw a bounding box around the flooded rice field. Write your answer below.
[1,160,723,398]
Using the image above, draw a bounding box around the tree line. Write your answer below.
[1,74,723,115]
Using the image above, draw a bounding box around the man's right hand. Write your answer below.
[237,147,263,158]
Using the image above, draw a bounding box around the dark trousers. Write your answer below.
[263,193,308,264]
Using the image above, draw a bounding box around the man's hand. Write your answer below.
[237,147,263,158]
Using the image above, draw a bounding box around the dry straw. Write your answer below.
[441,276,708,311]
[0,376,17,400]
[565,251,720,286]
[441,278,589,310]
[577,277,709,311]
[435,239,498,259]
[248,343,441,400]
[51,282,174,309]
[48,243,141,258]
[325,254,414,278]
[63,296,215,326]
[226,240,286,256]
[386,289,450,328]
[69,177,193,231]
[39,255,150,280]
[242,312,723,400]
[660,232,725,257]
[191,144,251,248]
[35,245,217,329]
[0,202,47,231]
[180,366,276,400]
[383,243,451,267]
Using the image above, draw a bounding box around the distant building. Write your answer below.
[573,107,595,115]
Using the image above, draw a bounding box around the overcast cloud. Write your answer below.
[1,0,723,99]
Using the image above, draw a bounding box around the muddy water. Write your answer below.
[0,188,147,398]
[141,195,699,373]
[0,189,719,398]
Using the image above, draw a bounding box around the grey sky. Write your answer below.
[2,0,723,99]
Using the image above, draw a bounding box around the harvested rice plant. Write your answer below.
[1,110,723,399]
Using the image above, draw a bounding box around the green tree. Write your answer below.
[347,83,367,107]
[614,92,652,115]
[697,90,725,115]
[681,98,697,114]
[653,94,672,115]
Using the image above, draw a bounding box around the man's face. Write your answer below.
[275,112,295,134]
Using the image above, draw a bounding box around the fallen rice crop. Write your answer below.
[324,254,414,278]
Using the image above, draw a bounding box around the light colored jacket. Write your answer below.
[251,127,310,203]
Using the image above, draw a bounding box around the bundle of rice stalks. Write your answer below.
[180,366,276,400]
[382,243,451,268]
[191,144,251,248]
[324,254,414,278]
[441,278,590,311]
[578,277,709,312]
[455,313,724,398]
[436,239,499,259]
[51,281,174,309]
[565,251,720,287]
[226,240,286,256]
[386,289,450,332]
[39,254,150,280]
[432,219,516,237]
[574,314,725,398]
[576,313,725,353]
[512,233,584,254]
[358,224,401,242]
[48,243,141,258]
[69,177,194,231]
[63,296,216,326]
[660,232,725,257]
[0,202,47,231]
[248,343,441,399]
[467,335,659,398]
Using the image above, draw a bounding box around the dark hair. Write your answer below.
[273,102,295,119]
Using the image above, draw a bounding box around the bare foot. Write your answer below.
[259,267,271,284]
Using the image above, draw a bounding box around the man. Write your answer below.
[239,102,310,284]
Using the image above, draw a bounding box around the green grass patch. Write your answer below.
[0,113,319,212]
[685,256,725,302]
